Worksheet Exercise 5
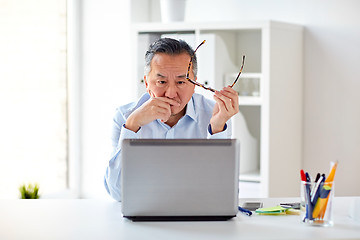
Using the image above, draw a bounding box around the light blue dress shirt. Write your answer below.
[104,93,232,201]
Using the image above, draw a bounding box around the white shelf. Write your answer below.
[132,20,302,33]
[239,170,261,182]
[132,21,303,197]
[239,96,262,106]
[228,73,262,104]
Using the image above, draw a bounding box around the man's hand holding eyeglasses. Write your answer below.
[210,86,239,134]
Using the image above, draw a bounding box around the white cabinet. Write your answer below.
[131,21,303,197]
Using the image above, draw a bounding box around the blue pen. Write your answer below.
[238,206,252,216]
[305,172,313,220]
[312,184,332,219]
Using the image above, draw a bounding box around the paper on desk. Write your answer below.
[255,206,287,215]
[255,206,300,215]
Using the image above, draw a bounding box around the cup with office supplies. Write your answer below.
[300,162,338,227]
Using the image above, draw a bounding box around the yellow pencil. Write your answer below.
[318,161,338,218]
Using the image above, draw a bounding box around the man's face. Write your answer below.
[144,52,196,116]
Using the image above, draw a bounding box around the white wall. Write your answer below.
[78,0,133,198]
[79,0,360,197]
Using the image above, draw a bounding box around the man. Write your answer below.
[104,38,239,201]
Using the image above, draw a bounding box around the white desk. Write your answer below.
[1,197,359,240]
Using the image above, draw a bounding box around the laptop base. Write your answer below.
[124,215,236,222]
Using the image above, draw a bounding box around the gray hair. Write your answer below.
[144,38,197,78]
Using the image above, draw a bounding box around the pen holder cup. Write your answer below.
[300,180,334,227]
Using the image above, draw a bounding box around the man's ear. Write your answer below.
[144,75,148,88]
[144,75,155,97]
[192,76,197,91]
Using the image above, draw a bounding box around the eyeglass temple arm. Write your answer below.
[187,55,245,93]
[186,40,245,92]
[186,40,205,79]
[187,78,216,92]
[230,55,245,88]
[186,40,217,92]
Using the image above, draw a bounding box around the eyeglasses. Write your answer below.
[186,40,245,92]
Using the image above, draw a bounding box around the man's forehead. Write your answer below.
[150,53,191,71]
[151,52,191,62]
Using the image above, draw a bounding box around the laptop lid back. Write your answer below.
[121,139,239,219]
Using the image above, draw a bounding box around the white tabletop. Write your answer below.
[1,197,359,240]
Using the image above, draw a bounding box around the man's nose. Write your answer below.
[165,84,177,99]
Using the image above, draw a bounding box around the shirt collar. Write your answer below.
[185,96,197,122]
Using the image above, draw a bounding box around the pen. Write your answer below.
[311,175,324,205]
[311,173,321,194]
[300,169,307,221]
[305,172,313,220]
[305,172,310,183]
[300,169,306,181]
[238,206,252,216]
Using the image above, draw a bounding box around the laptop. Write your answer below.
[121,138,240,221]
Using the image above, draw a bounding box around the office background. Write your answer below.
[1,0,359,199]
[78,0,360,198]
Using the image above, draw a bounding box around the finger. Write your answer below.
[222,86,238,97]
[214,91,233,112]
[219,87,239,112]
[140,98,171,122]
[148,98,173,113]
[155,97,181,107]
[151,102,172,119]
[158,112,171,122]
[220,87,239,106]
[213,94,229,116]
[145,106,170,123]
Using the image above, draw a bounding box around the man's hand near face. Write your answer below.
[210,86,239,134]
[125,97,181,133]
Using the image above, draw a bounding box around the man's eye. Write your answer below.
[157,81,167,84]
[177,81,186,85]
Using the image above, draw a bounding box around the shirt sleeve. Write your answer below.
[104,111,141,202]
[207,119,233,139]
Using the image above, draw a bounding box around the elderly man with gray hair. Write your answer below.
[104,38,239,201]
